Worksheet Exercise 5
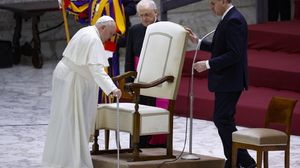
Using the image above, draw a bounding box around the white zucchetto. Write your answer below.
[96,15,114,24]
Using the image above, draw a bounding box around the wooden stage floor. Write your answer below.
[92,148,225,168]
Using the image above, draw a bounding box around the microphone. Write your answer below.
[193,29,216,71]
[198,30,216,47]
[191,29,216,76]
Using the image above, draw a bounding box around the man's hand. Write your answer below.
[193,61,207,73]
[184,26,199,45]
[112,89,122,99]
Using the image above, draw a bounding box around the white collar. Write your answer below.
[93,25,100,38]
[221,5,234,20]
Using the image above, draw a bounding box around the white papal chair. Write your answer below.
[90,21,189,161]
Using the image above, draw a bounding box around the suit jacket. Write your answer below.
[200,7,248,92]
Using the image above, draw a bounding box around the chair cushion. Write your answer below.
[95,103,170,135]
[232,128,287,146]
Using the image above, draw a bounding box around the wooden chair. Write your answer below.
[90,21,189,162]
[231,96,298,168]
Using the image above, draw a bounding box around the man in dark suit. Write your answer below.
[185,0,256,168]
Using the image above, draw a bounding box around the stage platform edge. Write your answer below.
[92,148,225,168]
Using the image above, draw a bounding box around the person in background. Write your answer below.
[184,0,256,168]
[125,0,167,148]
[42,16,122,168]
[268,0,291,21]
[109,0,137,76]
[98,0,136,104]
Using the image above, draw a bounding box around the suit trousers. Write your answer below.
[268,0,291,21]
[213,91,252,166]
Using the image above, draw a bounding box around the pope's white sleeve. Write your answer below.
[88,64,118,95]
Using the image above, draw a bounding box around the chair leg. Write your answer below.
[129,131,140,161]
[231,144,238,168]
[91,129,99,153]
[166,133,172,156]
[105,130,110,150]
[257,149,263,168]
[130,112,140,161]
[263,151,268,168]
[285,149,290,168]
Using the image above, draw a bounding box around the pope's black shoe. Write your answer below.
[238,158,256,168]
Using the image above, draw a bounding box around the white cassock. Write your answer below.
[42,25,117,168]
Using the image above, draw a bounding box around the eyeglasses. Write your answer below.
[138,12,153,18]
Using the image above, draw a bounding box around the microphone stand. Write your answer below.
[181,30,215,160]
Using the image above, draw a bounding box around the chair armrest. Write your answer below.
[124,75,174,92]
[111,71,137,82]
[124,75,174,105]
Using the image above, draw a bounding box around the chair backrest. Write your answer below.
[135,21,189,100]
[264,96,298,135]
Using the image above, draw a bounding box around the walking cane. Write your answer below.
[116,97,120,168]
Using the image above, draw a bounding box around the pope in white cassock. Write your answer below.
[42,16,122,168]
